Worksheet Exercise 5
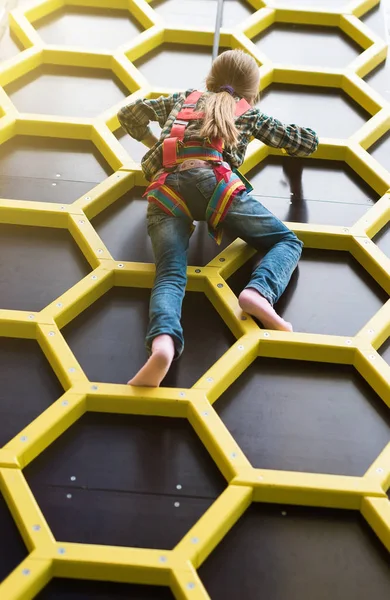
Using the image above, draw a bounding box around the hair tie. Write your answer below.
[219,85,235,96]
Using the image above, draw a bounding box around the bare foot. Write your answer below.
[128,335,175,387]
[239,288,293,332]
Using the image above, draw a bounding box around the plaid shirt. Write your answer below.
[118,89,319,182]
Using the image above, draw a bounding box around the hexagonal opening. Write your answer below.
[0,337,63,446]
[0,223,90,311]
[254,24,361,68]
[34,6,143,50]
[151,0,254,28]
[199,504,390,600]
[134,43,213,90]
[24,412,226,549]
[228,248,387,336]
[0,25,24,61]
[36,579,174,599]
[5,65,130,118]
[0,491,27,584]
[63,286,235,388]
[215,358,390,475]
[245,156,379,226]
[368,130,390,175]
[258,84,371,139]
[0,136,112,203]
[92,186,234,265]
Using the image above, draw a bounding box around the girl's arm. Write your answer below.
[252,111,319,157]
[117,91,188,145]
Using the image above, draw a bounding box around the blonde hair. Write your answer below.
[199,50,260,147]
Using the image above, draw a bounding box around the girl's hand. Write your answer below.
[142,132,159,148]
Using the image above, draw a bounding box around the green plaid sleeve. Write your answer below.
[117,91,185,141]
[252,111,319,157]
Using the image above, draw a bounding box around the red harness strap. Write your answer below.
[162,91,251,168]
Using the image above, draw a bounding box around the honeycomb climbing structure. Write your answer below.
[0,0,389,598]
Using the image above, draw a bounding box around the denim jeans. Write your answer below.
[146,168,303,358]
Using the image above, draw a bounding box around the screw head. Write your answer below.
[241,316,247,320]
[281,511,287,517]
[58,547,66,555]
[66,494,72,499]
[48,331,55,337]
[97,249,103,254]
[91,385,98,391]
[369,354,376,360]
[176,484,182,490]
[20,436,28,442]
[28,314,35,320]
[191,537,199,544]
[206,377,213,382]
[62,400,69,407]
[22,569,30,576]
[231,452,237,459]
[85,196,91,201]
[159,555,167,563]
[68,367,76,373]
[179,392,185,398]
[368,329,374,334]
[264,332,270,338]
[32,524,41,531]
[174,502,180,508]
[202,411,209,416]
[238,345,244,350]
[117,264,124,268]
[60,206,65,210]
[70,476,76,482]
[345,339,352,345]
[217,283,223,288]
[56,302,63,308]
[219,257,225,262]
[343,228,349,233]
[187,583,195,590]
[376,467,384,474]
[91,275,98,280]
[195,269,201,273]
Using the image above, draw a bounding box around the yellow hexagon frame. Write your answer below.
[0,0,389,598]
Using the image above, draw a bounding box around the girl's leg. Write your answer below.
[129,205,192,387]
[222,191,303,331]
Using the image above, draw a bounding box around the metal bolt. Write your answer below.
[117,174,121,178]
[187,583,195,590]
[176,484,182,490]
[56,302,63,308]
[68,367,76,373]
[97,249,103,254]
[62,400,69,407]
[368,329,375,334]
[78,220,85,225]
[174,502,180,508]
[22,569,30,576]
[195,269,201,273]
[48,331,55,337]
[364,239,370,245]
[264,332,270,338]
[241,316,247,321]
[369,354,376,360]
[20,436,28,442]
[117,264,124,268]
[202,411,209,416]
[217,283,223,288]
[66,494,72,499]
[70,476,76,482]
[345,339,352,345]
[32,524,41,531]
[281,511,287,517]
[206,377,213,383]
[219,257,225,262]
[191,537,199,544]
[343,228,349,233]
[179,392,185,398]
[91,275,98,280]
[28,314,35,320]
[60,206,65,210]
[58,547,66,555]
[238,345,244,350]
[85,196,91,201]
[231,452,237,459]
[376,467,384,474]
[159,556,167,563]
[91,385,98,391]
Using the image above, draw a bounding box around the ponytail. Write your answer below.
[199,91,239,147]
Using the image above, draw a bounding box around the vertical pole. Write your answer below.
[212,0,225,60]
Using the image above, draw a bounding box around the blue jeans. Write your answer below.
[146,168,303,358]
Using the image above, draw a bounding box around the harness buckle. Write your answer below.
[174,119,188,126]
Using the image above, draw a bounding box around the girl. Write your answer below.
[118,49,318,387]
